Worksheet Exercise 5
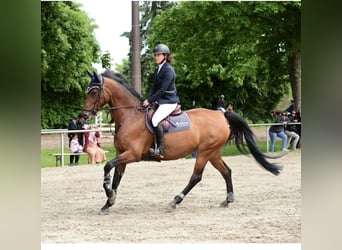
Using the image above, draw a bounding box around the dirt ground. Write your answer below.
[41,144,301,243]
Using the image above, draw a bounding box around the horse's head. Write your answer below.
[82,71,107,119]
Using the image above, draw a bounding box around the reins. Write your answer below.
[83,105,146,113]
[105,105,146,111]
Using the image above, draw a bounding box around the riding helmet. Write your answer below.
[153,44,170,55]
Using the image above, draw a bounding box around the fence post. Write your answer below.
[266,125,269,153]
[61,133,65,166]
[95,112,103,129]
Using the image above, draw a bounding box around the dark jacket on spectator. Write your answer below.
[269,115,285,133]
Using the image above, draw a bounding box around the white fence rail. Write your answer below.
[248,122,301,153]
[41,122,301,167]
[41,126,114,167]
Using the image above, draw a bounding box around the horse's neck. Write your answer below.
[105,84,141,125]
[110,107,145,136]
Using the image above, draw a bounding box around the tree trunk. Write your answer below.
[131,1,142,95]
[288,50,301,112]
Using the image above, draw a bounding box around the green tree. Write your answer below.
[41,1,101,128]
[145,1,300,121]
[100,50,113,69]
[246,1,301,112]
[118,1,175,97]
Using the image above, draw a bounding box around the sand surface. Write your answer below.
[41,150,301,243]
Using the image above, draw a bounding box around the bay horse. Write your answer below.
[82,70,282,214]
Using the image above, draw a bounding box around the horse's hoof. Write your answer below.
[227,192,235,203]
[100,199,113,214]
[220,201,229,207]
[107,190,116,206]
[166,202,177,211]
[100,207,109,215]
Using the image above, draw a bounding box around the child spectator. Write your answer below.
[68,113,85,166]
[69,134,83,166]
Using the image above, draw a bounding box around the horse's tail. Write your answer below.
[224,111,283,176]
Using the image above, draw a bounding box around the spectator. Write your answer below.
[216,94,225,112]
[226,103,233,112]
[286,100,294,113]
[69,134,83,166]
[68,113,85,166]
[293,110,302,148]
[83,125,107,165]
[191,100,196,109]
[225,103,235,144]
[269,110,288,152]
[284,111,300,151]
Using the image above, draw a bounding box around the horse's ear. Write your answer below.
[93,72,101,83]
[87,71,93,78]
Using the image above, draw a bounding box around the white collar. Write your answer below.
[158,61,166,70]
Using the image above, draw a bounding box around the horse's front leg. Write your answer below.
[101,157,126,214]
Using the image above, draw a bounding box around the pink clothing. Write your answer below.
[83,130,106,164]
[70,139,81,153]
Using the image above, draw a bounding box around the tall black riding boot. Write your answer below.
[150,123,165,158]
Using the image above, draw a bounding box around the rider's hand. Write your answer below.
[143,99,150,107]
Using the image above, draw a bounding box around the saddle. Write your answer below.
[146,104,191,133]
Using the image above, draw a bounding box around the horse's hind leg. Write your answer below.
[209,156,234,207]
[168,157,207,209]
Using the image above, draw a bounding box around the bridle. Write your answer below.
[83,75,145,118]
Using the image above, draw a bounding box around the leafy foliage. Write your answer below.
[41,1,301,128]
[100,51,113,70]
[143,1,300,121]
[41,1,101,128]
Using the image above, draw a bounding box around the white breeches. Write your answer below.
[152,103,178,127]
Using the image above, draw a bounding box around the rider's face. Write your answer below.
[154,53,165,64]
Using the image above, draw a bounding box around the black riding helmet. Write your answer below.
[153,44,170,55]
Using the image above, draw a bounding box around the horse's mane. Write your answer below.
[102,69,144,101]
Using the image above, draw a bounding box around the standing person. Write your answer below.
[269,110,288,152]
[216,94,225,112]
[286,100,294,113]
[284,111,300,151]
[292,110,301,148]
[142,43,180,158]
[83,125,107,165]
[226,103,233,112]
[191,100,196,110]
[68,113,85,166]
[225,103,235,144]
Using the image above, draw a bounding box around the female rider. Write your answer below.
[142,44,180,158]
